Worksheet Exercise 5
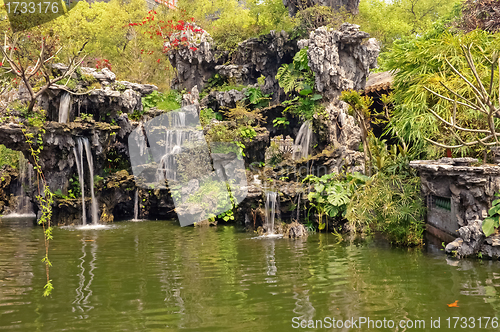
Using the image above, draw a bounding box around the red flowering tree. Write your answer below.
[124,10,211,68]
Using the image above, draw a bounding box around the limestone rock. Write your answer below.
[181,86,200,107]
[326,101,361,149]
[283,221,308,238]
[304,24,380,101]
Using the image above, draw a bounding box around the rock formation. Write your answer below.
[411,158,500,259]
[168,27,298,101]
[299,24,380,101]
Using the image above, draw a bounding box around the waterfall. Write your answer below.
[73,138,99,225]
[156,111,189,182]
[73,140,87,225]
[9,153,35,217]
[265,192,279,235]
[133,189,139,221]
[59,92,71,123]
[293,121,313,160]
[83,138,99,225]
[296,193,301,222]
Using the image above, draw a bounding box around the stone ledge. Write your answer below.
[410,158,500,175]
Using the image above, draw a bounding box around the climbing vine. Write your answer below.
[22,126,54,297]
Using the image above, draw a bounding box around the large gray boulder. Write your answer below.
[300,23,380,101]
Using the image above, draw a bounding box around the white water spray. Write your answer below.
[293,121,313,160]
[265,192,279,235]
[73,138,99,225]
[156,111,189,182]
[59,92,71,123]
[133,189,139,221]
[8,153,35,217]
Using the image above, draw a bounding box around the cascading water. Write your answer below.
[293,121,313,160]
[156,111,189,182]
[73,137,99,225]
[265,192,279,235]
[133,189,139,221]
[83,138,99,225]
[59,92,71,123]
[74,140,87,225]
[10,153,35,217]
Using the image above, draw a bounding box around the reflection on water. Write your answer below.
[0,220,500,331]
[73,236,98,316]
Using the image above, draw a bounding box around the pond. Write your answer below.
[1,218,500,331]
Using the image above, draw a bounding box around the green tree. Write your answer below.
[384,22,500,158]
[356,0,459,50]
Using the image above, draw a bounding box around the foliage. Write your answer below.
[303,172,369,231]
[22,127,54,296]
[340,90,373,175]
[482,193,500,237]
[0,145,19,169]
[346,137,426,246]
[54,175,81,199]
[142,90,181,111]
[224,104,266,126]
[200,107,219,126]
[355,0,459,50]
[293,5,352,38]
[276,48,313,94]
[79,113,93,122]
[105,148,130,174]
[183,177,234,219]
[48,0,175,89]
[0,26,85,112]
[385,28,500,159]
[273,116,289,128]
[206,123,239,142]
[244,87,271,109]
[27,109,47,127]
[421,44,500,151]
[176,0,294,52]
[239,126,257,141]
[277,48,322,121]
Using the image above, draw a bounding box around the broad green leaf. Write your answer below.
[482,217,496,237]
[299,88,313,96]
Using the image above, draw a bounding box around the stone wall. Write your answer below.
[410,158,500,258]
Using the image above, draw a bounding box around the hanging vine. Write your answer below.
[22,127,54,297]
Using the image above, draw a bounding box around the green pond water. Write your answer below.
[1,218,500,331]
